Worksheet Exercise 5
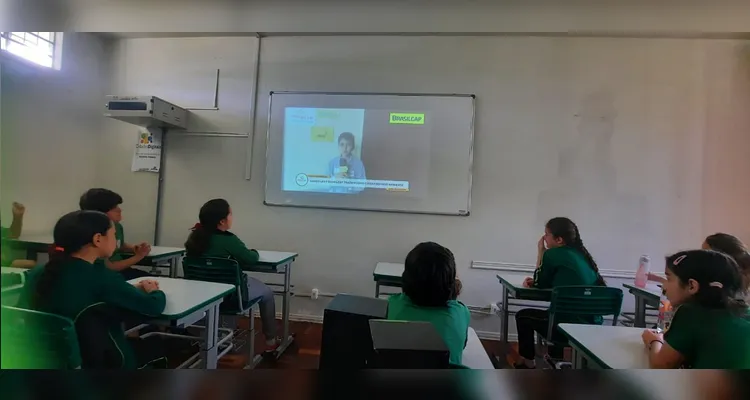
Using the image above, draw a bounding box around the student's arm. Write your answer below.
[225,235,260,266]
[8,202,25,239]
[99,271,166,316]
[105,255,146,272]
[533,251,556,289]
[645,306,692,368]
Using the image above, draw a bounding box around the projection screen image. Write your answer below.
[265,92,475,216]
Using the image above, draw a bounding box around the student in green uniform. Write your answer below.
[18,210,167,369]
[184,198,281,352]
[642,249,750,369]
[514,217,606,369]
[386,242,470,366]
[79,188,152,280]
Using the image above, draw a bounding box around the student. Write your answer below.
[18,210,167,369]
[0,201,35,268]
[79,188,152,280]
[514,217,606,369]
[641,249,750,369]
[386,242,470,366]
[184,198,281,352]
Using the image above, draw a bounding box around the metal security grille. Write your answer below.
[0,32,57,68]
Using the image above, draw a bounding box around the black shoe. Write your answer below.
[513,362,534,369]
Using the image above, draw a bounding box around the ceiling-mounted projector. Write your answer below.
[104,95,188,129]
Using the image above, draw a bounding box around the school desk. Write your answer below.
[558,323,649,369]
[496,274,552,350]
[373,262,404,297]
[1,267,26,302]
[7,233,52,259]
[128,276,234,369]
[622,283,662,328]
[8,234,184,277]
[243,250,298,360]
[463,327,494,369]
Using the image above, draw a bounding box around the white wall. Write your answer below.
[64,0,750,35]
[99,35,750,336]
[1,32,111,232]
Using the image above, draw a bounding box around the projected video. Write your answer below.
[281,107,430,195]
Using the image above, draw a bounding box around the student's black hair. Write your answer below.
[545,217,606,286]
[338,132,356,146]
[35,210,112,308]
[402,242,458,307]
[666,249,748,314]
[705,233,750,290]
[79,188,123,213]
[184,198,232,257]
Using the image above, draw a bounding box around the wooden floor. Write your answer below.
[165,317,513,369]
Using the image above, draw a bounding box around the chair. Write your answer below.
[0,305,82,369]
[537,286,623,369]
[182,256,263,369]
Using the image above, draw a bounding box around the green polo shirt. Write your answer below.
[18,258,166,369]
[533,246,603,324]
[199,232,260,266]
[664,303,750,369]
[109,222,126,262]
[387,293,471,366]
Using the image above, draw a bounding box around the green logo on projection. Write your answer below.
[389,113,425,125]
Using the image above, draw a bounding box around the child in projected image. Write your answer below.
[641,249,750,369]
[327,132,366,193]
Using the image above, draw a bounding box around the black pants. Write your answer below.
[128,337,168,369]
[515,308,566,360]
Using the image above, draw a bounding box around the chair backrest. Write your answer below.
[182,256,249,313]
[548,285,624,337]
[0,305,82,369]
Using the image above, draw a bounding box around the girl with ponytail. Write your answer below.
[20,210,166,369]
[185,199,282,353]
[514,217,606,369]
[641,250,750,369]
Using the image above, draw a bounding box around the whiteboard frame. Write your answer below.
[264,91,476,216]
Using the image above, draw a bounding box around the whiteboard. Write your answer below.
[264,92,475,216]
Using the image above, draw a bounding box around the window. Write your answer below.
[1,32,62,69]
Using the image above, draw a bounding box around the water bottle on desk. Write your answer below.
[656,291,673,333]
[635,255,650,288]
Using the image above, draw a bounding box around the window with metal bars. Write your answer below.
[1,32,61,69]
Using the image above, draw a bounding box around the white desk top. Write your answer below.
[257,250,298,265]
[623,282,663,298]
[1,267,27,275]
[374,262,404,278]
[128,277,233,319]
[462,327,494,369]
[147,246,185,257]
[558,323,649,369]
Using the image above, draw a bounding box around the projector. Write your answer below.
[104,95,188,129]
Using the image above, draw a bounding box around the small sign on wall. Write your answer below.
[131,128,162,172]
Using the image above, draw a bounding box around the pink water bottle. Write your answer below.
[635,255,650,288]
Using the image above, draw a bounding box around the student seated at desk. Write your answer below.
[0,201,35,269]
[641,250,750,369]
[18,210,167,369]
[386,242,470,366]
[515,217,606,369]
[79,188,152,280]
[184,198,281,352]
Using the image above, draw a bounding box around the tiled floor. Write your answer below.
[165,317,508,369]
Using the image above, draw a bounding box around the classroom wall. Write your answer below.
[99,35,750,337]
[0,32,111,232]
